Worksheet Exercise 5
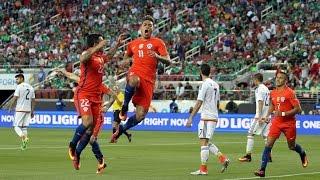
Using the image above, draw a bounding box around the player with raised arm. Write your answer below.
[254,71,308,177]
[239,73,272,162]
[112,15,172,141]
[186,64,230,175]
[67,33,124,173]
[9,74,35,150]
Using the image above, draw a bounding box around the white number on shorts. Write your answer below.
[80,99,90,107]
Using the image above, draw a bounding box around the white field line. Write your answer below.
[223,171,320,180]
[0,141,251,150]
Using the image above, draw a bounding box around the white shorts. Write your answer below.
[198,120,217,139]
[248,119,270,136]
[14,112,31,127]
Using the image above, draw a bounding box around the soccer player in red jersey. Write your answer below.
[68,33,124,173]
[254,71,308,177]
[113,15,172,140]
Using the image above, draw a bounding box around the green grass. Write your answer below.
[0,128,319,180]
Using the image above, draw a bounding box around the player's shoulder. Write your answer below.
[151,37,165,44]
[285,86,296,95]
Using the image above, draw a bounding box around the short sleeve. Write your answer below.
[32,88,35,98]
[14,85,20,97]
[197,83,207,101]
[256,87,264,101]
[289,90,300,106]
[126,41,133,57]
[157,39,168,56]
[101,84,111,94]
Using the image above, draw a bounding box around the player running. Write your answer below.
[112,15,172,141]
[254,71,308,177]
[9,74,35,150]
[68,33,124,173]
[239,73,272,162]
[186,64,230,175]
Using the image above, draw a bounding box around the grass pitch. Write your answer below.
[0,128,319,180]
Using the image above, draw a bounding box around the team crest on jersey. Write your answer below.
[83,107,88,112]
[147,43,153,49]
[139,44,144,49]
[280,97,285,102]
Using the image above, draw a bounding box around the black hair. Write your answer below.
[15,73,24,80]
[253,73,263,82]
[143,15,155,24]
[87,33,102,48]
[201,63,210,76]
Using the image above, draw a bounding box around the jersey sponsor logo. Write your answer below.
[147,43,153,49]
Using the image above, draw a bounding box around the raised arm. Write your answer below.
[106,34,126,60]
[80,40,107,63]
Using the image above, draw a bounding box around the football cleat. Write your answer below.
[254,170,265,177]
[72,154,80,170]
[301,151,308,168]
[221,159,230,173]
[127,133,132,143]
[119,105,128,121]
[68,142,76,160]
[21,137,29,150]
[96,158,107,174]
[238,154,251,162]
[190,170,208,175]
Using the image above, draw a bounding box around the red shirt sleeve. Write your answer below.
[157,39,168,56]
[288,90,300,107]
[100,84,111,94]
[126,41,133,57]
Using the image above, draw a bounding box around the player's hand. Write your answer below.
[147,50,159,59]
[101,105,107,113]
[55,69,66,76]
[116,33,127,45]
[186,117,193,128]
[89,135,97,144]
[273,110,282,116]
[97,39,108,49]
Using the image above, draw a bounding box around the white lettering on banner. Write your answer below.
[0,74,33,90]
[143,118,169,126]
[170,118,188,126]
[303,121,320,129]
[103,116,112,125]
[1,115,14,122]
[30,114,80,125]
[296,121,300,128]
[217,118,229,128]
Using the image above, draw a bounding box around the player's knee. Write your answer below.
[81,116,93,127]
[247,134,254,139]
[136,112,146,121]
[128,76,140,87]
[288,144,295,150]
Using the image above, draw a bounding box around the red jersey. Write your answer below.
[77,51,109,101]
[127,37,168,83]
[270,86,300,122]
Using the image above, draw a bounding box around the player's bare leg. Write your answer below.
[287,140,308,168]
[254,136,276,177]
[119,75,140,120]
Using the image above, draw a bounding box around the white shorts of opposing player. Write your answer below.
[248,119,271,137]
[13,112,30,138]
[198,120,216,139]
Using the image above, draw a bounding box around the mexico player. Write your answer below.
[112,15,172,141]
[239,73,272,162]
[9,74,35,150]
[68,33,124,173]
[186,64,230,175]
[254,71,308,177]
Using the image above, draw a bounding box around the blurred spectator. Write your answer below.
[56,96,66,111]
[225,98,238,113]
[170,97,179,113]
[175,82,185,99]
[38,67,46,82]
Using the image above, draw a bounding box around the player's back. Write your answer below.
[15,82,35,112]
[77,52,107,99]
[254,84,270,118]
[198,78,219,120]
[128,37,168,83]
